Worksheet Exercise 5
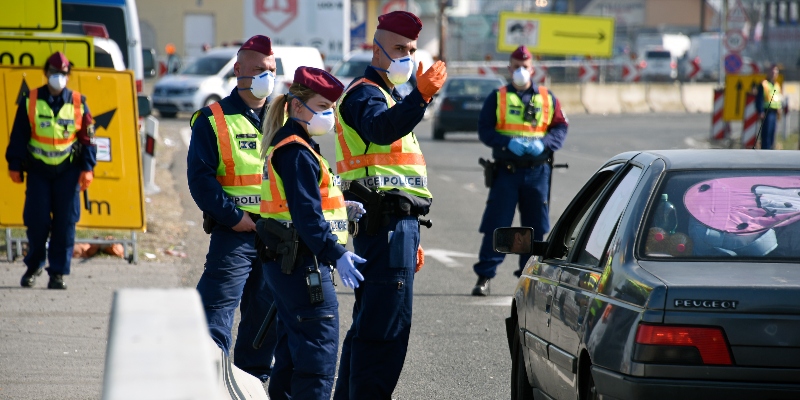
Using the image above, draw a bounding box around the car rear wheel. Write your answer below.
[159,111,177,118]
[433,128,445,141]
[510,322,534,400]
[204,95,221,107]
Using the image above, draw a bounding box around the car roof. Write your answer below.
[628,149,800,170]
[204,47,239,57]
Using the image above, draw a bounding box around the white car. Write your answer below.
[641,48,678,81]
[152,46,324,118]
[332,49,434,96]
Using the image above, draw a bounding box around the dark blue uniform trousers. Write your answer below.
[23,166,81,276]
[761,110,777,149]
[473,164,550,279]
[334,216,419,400]
[264,256,339,400]
[196,226,276,380]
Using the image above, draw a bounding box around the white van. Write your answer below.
[62,0,144,92]
[152,45,324,118]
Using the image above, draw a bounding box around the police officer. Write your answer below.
[187,35,277,381]
[333,11,447,399]
[471,45,568,296]
[756,64,782,150]
[258,66,365,400]
[5,52,96,290]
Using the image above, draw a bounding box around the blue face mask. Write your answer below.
[237,71,275,98]
[289,95,335,136]
[371,39,414,85]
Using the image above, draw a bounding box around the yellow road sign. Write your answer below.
[497,11,615,57]
[724,74,784,121]
[0,0,62,33]
[0,34,94,68]
[0,66,146,231]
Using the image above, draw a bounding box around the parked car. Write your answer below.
[431,75,506,140]
[331,48,434,96]
[152,46,324,118]
[641,48,677,81]
[499,149,800,400]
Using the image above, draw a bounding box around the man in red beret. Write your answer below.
[333,10,447,400]
[187,34,278,382]
[5,51,96,290]
[471,44,568,295]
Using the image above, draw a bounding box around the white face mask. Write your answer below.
[48,73,67,91]
[238,71,275,99]
[373,39,414,85]
[512,67,531,87]
[292,97,335,136]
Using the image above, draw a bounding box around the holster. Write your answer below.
[202,212,217,234]
[346,181,385,236]
[256,218,299,274]
[479,158,496,188]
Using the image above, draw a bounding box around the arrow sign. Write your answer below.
[735,80,743,116]
[553,31,605,41]
[94,109,117,130]
[424,249,477,268]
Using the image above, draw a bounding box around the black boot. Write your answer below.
[20,266,43,288]
[47,274,67,290]
[471,276,491,296]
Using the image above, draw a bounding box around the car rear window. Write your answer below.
[446,79,503,97]
[332,59,370,77]
[181,56,230,75]
[641,171,800,260]
[646,51,671,59]
[63,5,128,67]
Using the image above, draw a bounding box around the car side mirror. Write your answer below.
[137,94,152,117]
[494,227,547,256]
[142,48,157,78]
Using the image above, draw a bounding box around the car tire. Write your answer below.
[204,95,221,107]
[584,368,598,400]
[510,322,534,400]
[433,128,445,141]
[159,111,177,118]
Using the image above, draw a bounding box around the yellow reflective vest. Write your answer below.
[495,86,554,138]
[26,89,83,165]
[762,80,782,110]
[260,134,348,244]
[334,78,431,198]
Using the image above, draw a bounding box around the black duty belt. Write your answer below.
[497,158,550,170]
[248,212,262,222]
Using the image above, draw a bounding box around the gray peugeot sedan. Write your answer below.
[496,150,800,400]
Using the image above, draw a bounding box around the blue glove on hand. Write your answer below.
[528,139,545,156]
[508,138,528,156]
[345,200,366,222]
[336,251,366,289]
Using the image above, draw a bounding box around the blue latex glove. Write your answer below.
[345,200,366,222]
[336,251,366,289]
[508,138,528,156]
[528,139,545,156]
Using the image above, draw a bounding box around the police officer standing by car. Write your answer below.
[187,35,277,381]
[333,11,447,399]
[258,66,366,400]
[6,51,96,290]
[471,45,568,296]
[756,64,782,150]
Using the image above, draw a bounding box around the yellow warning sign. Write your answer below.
[724,74,784,121]
[497,11,615,57]
[0,66,146,231]
[0,0,62,33]
[0,34,94,68]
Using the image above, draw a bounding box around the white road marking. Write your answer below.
[462,183,479,193]
[180,127,192,149]
[471,296,513,307]
[440,175,453,182]
[425,248,477,268]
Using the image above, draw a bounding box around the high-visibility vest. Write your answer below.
[194,102,263,213]
[334,78,431,198]
[26,89,83,165]
[495,86,554,138]
[260,134,348,244]
[762,80,782,110]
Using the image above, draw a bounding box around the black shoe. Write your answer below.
[47,274,67,290]
[471,276,491,296]
[20,266,43,288]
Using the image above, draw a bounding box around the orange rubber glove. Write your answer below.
[79,171,94,191]
[415,245,425,273]
[416,60,447,102]
[9,170,23,184]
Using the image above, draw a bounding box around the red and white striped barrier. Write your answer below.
[622,59,640,82]
[741,93,759,148]
[711,89,730,140]
[579,59,598,83]
[687,57,701,80]
[532,65,547,85]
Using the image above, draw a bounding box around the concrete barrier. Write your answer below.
[681,83,716,113]
[549,83,585,114]
[647,83,686,113]
[783,82,800,111]
[582,83,622,114]
[618,84,650,113]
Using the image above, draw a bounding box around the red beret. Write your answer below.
[47,52,70,71]
[239,35,273,56]
[377,11,422,40]
[294,66,344,102]
[511,45,532,61]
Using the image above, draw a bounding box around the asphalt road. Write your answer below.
[0,110,758,399]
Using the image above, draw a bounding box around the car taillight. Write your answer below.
[639,61,647,69]
[136,79,143,93]
[670,60,677,69]
[634,323,732,365]
[82,23,109,38]
[440,98,454,111]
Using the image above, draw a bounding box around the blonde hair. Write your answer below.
[260,83,318,159]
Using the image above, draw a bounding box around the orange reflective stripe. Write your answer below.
[498,86,507,128]
[497,123,548,132]
[209,102,236,180]
[28,90,37,136]
[72,91,82,131]
[539,86,551,130]
[216,174,261,186]
[28,89,80,146]
[337,152,426,173]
